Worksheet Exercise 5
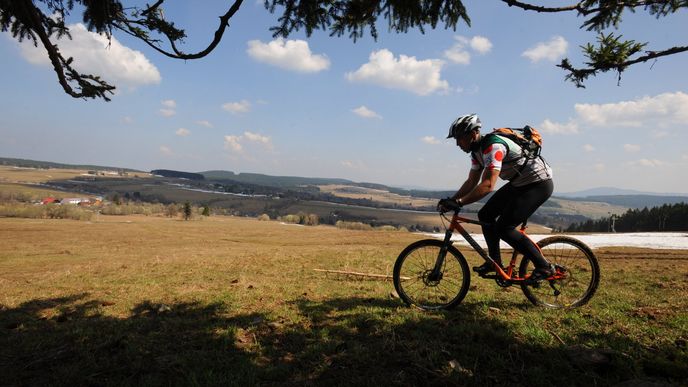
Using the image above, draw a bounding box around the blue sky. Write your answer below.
[1,1,687,193]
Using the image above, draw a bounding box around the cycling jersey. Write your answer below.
[470,134,552,187]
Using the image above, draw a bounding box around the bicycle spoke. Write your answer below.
[394,241,470,310]
[520,237,599,308]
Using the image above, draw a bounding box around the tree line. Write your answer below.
[565,202,688,233]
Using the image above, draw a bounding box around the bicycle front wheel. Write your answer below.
[519,236,600,308]
[393,239,471,310]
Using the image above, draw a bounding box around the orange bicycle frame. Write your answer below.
[446,212,561,283]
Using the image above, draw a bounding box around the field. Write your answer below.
[317,184,437,208]
[1,215,686,386]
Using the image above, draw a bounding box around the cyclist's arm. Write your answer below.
[452,169,481,201]
[457,168,500,206]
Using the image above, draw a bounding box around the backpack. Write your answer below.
[487,125,542,160]
[472,125,544,175]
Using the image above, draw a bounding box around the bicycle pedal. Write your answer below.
[524,278,542,288]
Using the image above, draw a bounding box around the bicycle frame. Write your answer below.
[433,210,558,283]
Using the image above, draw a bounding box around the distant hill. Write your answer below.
[0,157,141,172]
[560,195,688,209]
[558,186,686,197]
[6,158,686,227]
[200,170,355,187]
[151,169,204,180]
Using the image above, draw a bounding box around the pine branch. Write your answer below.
[113,0,245,60]
[14,0,115,100]
[559,44,688,87]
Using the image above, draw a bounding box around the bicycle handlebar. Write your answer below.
[437,198,463,214]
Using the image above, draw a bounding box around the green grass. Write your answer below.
[0,216,686,386]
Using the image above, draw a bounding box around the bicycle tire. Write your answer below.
[519,236,600,308]
[393,239,471,310]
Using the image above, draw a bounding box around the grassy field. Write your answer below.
[1,215,686,386]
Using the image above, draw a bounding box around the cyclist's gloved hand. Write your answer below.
[437,197,462,213]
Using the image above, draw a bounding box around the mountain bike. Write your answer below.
[392,203,600,310]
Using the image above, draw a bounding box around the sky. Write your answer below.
[1,1,687,193]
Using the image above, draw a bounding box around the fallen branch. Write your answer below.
[548,329,566,345]
[314,269,408,281]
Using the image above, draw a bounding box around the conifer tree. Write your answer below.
[1,0,685,100]
[183,201,192,221]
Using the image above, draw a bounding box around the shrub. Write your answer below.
[0,203,93,221]
[280,214,302,224]
[304,213,319,226]
[257,214,270,221]
[278,213,319,226]
[165,204,179,218]
[335,220,372,231]
[0,203,45,218]
[99,203,166,216]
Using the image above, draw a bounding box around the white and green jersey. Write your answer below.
[470,134,552,187]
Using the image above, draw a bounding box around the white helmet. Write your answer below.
[447,114,481,139]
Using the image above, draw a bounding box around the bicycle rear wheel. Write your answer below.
[393,239,470,310]
[519,236,600,308]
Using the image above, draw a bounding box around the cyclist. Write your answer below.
[439,113,555,282]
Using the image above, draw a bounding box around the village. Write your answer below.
[40,196,103,206]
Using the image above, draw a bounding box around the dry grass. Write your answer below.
[0,166,149,184]
[1,214,686,385]
[318,184,437,208]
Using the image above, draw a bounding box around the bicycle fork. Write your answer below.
[428,229,453,282]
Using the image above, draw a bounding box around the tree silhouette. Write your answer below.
[1,0,685,100]
[183,201,192,221]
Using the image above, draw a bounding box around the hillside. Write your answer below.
[562,195,688,209]
[201,170,354,187]
[2,158,684,229]
[0,157,140,173]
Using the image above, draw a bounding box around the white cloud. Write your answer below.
[652,130,669,138]
[159,100,176,117]
[456,85,480,94]
[469,36,493,54]
[583,144,595,152]
[623,144,641,152]
[593,163,605,172]
[18,23,160,88]
[631,159,666,167]
[222,100,251,114]
[159,145,173,156]
[444,40,471,65]
[522,36,568,63]
[196,120,213,128]
[122,116,133,124]
[575,92,688,128]
[243,131,272,148]
[443,35,492,65]
[341,160,366,169]
[421,136,441,145]
[161,100,176,108]
[224,131,273,153]
[346,49,449,96]
[176,128,190,137]
[247,38,330,72]
[539,119,579,134]
[224,135,243,153]
[352,106,382,119]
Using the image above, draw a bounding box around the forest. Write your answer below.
[565,203,688,232]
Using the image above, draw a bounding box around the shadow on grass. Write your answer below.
[1,294,685,386]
